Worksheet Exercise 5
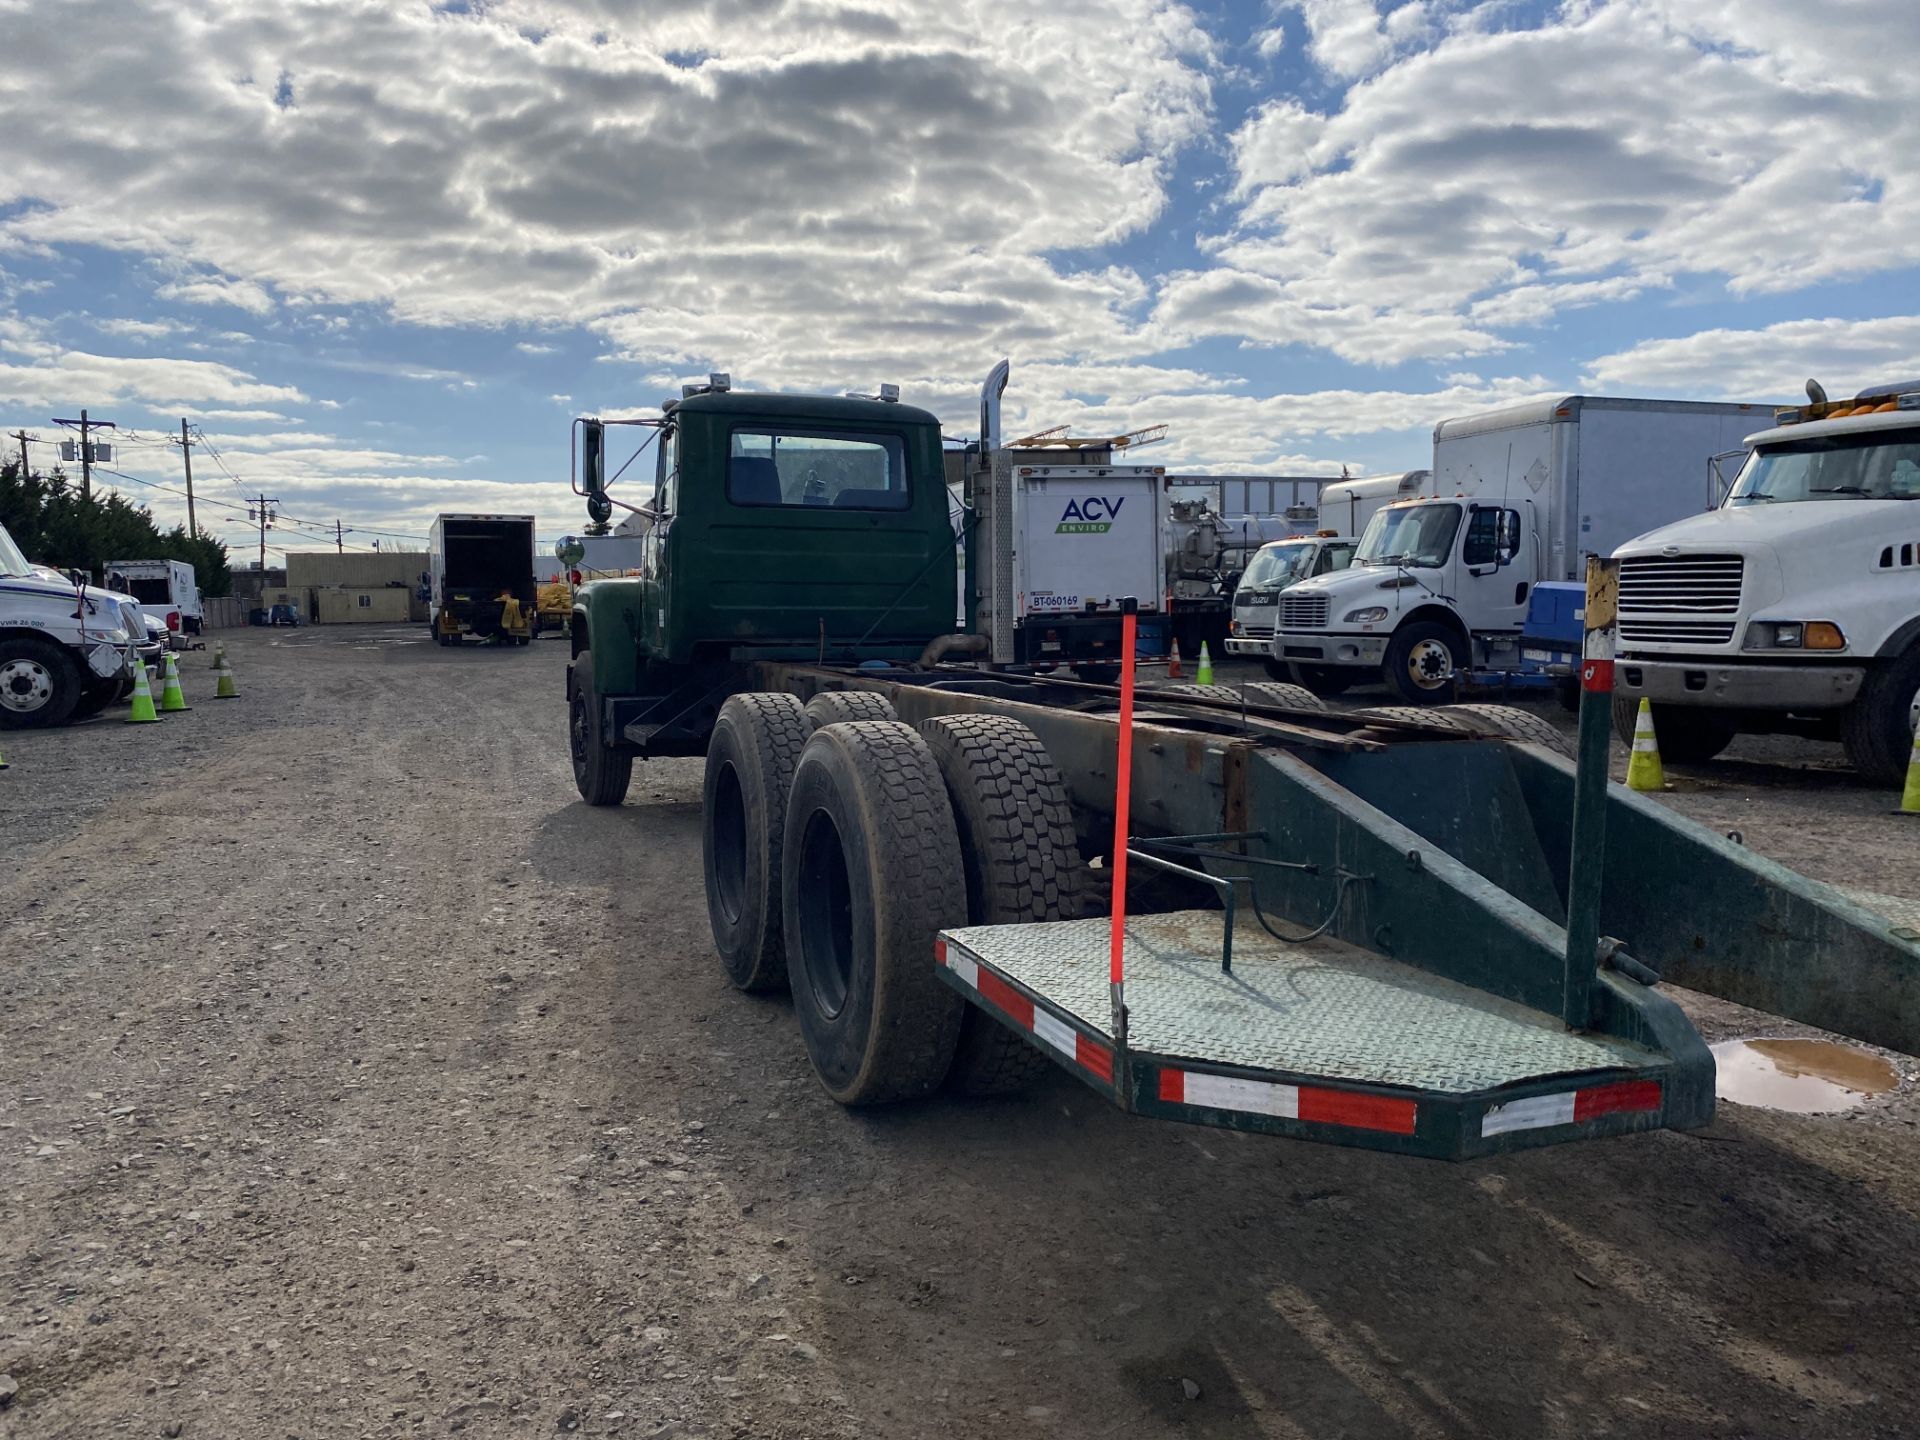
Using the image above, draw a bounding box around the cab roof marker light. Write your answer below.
[709,373,730,392]
[879,383,900,403]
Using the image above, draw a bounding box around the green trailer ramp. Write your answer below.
[938,909,1694,1162]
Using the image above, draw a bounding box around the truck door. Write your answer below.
[1453,503,1534,632]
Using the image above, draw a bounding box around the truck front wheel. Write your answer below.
[782,721,967,1105]
[1383,622,1462,705]
[1609,695,1735,765]
[0,635,83,729]
[1841,648,1920,786]
[569,652,634,806]
[1286,663,1355,697]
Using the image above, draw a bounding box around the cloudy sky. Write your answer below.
[2,0,1916,562]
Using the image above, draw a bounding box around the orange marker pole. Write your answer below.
[1108,597,1138,1051]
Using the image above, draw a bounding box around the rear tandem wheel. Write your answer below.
[919,714,1086,1095]
[781,720,968,1105]
[703,693,811,992]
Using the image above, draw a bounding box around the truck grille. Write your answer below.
[1616,618,1738,645]
[1279,594,1329,629]
[1618,555,1743,613]
[1618,554,1742,646]
[1238,623,1275,641]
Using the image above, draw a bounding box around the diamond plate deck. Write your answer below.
[1837,887,1920,941]
[945,911,1663,1093]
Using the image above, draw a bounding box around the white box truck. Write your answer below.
[1611,380,1920,782]
[1271,395,1772,701]
[1316,470,1427,537]
[428,514,538,646]
[2,522,149,727]
[104,558,202,638]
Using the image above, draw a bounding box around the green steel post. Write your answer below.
[1562,556,1618,1029]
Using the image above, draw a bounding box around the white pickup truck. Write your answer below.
[1,522,149,728]
[1612,380,1920,783]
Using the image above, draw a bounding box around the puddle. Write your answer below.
[1710,1037,1899,1114]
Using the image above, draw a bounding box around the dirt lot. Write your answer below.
[4,630,1918,1440]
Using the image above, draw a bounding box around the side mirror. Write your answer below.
[581,418,609,522]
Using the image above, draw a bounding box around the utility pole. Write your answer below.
[8,429,33,478]
[178,419,198,537]
[251,495,281,577]
[50,410,117,502]
[334,518,344,553]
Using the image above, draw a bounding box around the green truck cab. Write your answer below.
[569,384,956,798]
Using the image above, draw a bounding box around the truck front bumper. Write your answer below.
[1616,658,1866,711]
[1223,636,1269,658]
[1274,632,1387,668]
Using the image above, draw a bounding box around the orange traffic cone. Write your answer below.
[1167,640,1184,679]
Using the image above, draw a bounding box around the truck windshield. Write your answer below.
[1241,543,1315,589]
[1355,503,1461,567]
[0,524,28,578]
[1728,431,1920,504]
[728,428,909,510]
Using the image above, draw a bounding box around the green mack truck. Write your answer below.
[560,369,1920,1161]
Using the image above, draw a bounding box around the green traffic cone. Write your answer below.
[214,653,239,699]
[1195,640,1214,686]
[126,659,161,723]
[159,652,191,712]
[210,640,227,670]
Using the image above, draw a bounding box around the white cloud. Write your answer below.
[1282,0,1429,79]
[155,275,276,315]
[1207,0,1920,360]
[94,317,183,339]
[0,324,308,410]
[517,341,559,355]
[1581,315,1920,400]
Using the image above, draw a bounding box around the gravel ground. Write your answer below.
[4,630,1918,1440]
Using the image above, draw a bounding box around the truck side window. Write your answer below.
[654,427,676,515]
[727,428,909,510]
[1463,507,1520,566]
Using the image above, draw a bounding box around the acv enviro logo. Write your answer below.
[1056,496,1126,534]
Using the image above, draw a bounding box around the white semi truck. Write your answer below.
[1,521,150,727]
[1271,396,1772,702]
[1612,380,1920,783]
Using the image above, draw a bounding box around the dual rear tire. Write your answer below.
[701,694,1084,1104]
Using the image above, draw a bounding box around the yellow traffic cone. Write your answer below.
[210,640,226,670]
[1195,641,1214,686]
[1625,697,1665,791]
[1167,639,1183,679]
[1897,721,1920,816]
[0,742,9,770]
[159,652,191,712]
[213,652,239,699]
[126,659,161,724]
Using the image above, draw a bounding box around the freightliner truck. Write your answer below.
[1,520,149,728]
[1271,397,1770,703]
[557,371,1920,1161]
[1612,379,1920,782]
[427,514,537,646]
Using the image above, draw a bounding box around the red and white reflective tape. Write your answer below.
[937,941,1114,1084]
[1157,1068,1417,1136]
[1480,1079,1660,1137]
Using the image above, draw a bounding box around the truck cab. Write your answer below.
[1272,489,1533,701]
[1612,382,1920,781]
[568,382,954,781]
[1,522,147,728]
[1224,534,1355,675]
